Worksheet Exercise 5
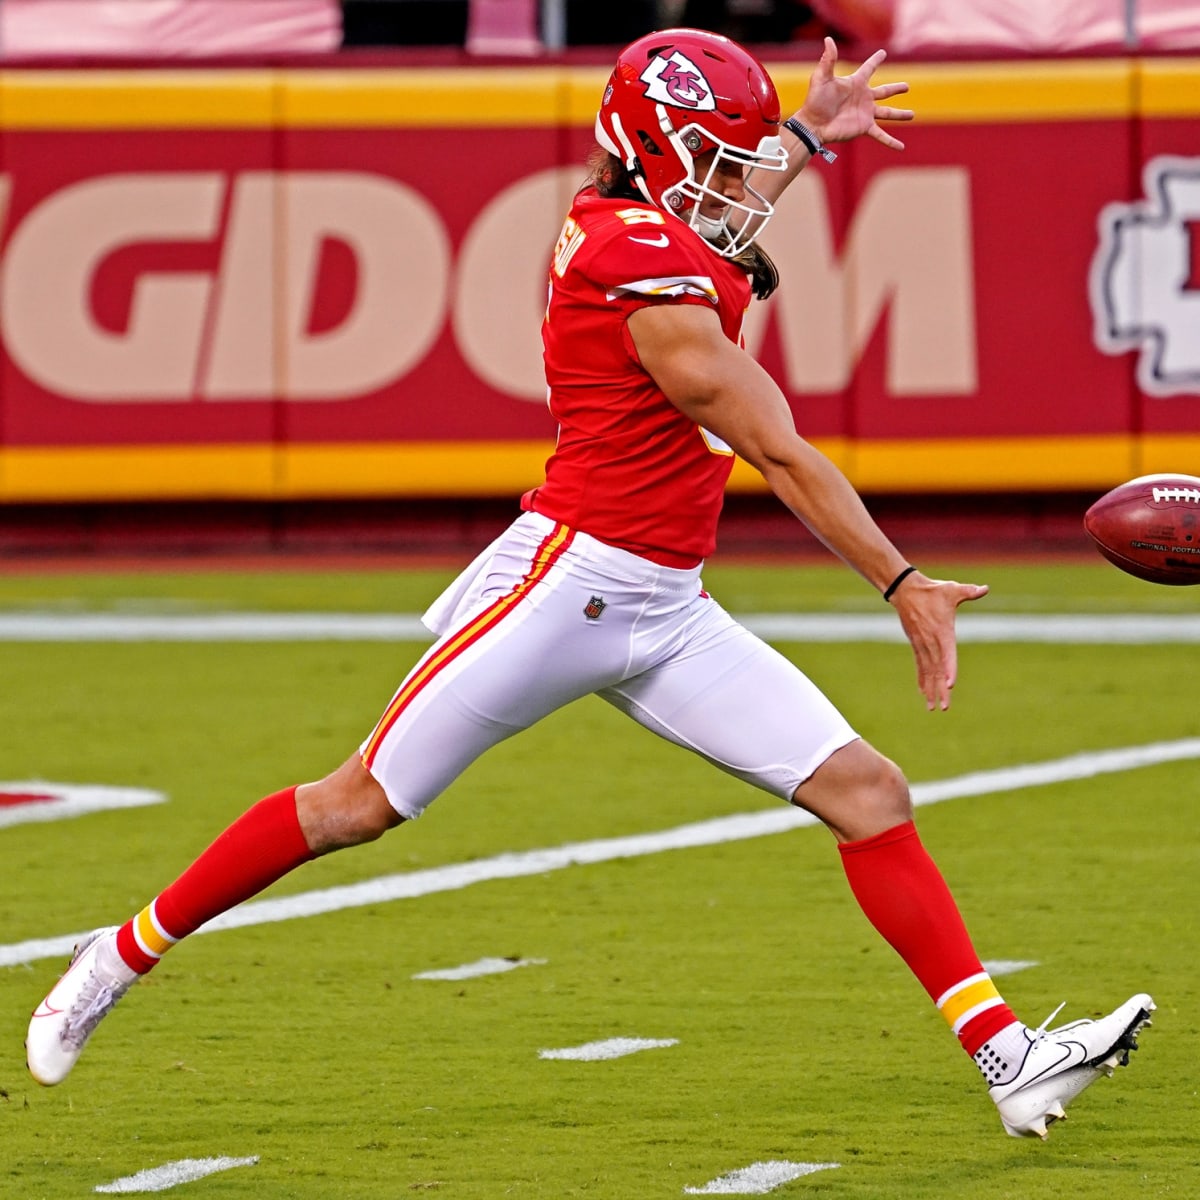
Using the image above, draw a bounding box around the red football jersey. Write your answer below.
[522,187,753,568]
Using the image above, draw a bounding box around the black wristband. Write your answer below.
[784,117,837,163]
[883,565,918,603]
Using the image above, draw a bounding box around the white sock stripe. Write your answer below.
[148,900,179,945]
[130,924,163,960]
[952,996,1005,1035]
[935,971,991,1011]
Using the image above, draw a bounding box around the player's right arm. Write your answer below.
[627,301,987,711]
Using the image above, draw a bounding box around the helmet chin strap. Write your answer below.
[693,211,732,244]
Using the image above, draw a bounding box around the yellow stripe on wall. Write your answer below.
[1,57,1178,131]
[0,445,278,501]
[0,441,552,502]
[3,434,1184,503]
[1139,434,1200,476]
[279,67,606,127]
[278,440,553,498]
[0,70,279,128]
[852,434,1138,492]
[1139,58,1200,116]
[772,59,1135,123]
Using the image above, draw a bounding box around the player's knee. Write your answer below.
[792,741,913,842]
[297,758,402,854]
[862,753,913,828]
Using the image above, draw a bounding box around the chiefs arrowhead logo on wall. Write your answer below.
[1090,155,1200,396]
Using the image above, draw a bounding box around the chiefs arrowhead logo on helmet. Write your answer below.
[639,51,716,111]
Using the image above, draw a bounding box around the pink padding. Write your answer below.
[810,0,1200,53]
[465,0,539,55]
[0,0,341,57]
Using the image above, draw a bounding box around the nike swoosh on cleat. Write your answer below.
[31,1000,63,1018]
[629,234,670,247]
[1023,1041,1083,1084]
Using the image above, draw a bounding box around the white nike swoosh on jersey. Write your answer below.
[629,233,670,247]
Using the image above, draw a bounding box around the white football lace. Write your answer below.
[63,976,124,1049]
[1031,1001,1068,1041]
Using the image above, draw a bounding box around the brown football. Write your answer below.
[1084,474,1200,585]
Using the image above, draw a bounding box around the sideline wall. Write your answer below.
[0,56,1197,506]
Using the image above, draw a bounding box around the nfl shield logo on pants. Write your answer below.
[583,595,607,620]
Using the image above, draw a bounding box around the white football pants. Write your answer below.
[361,510,858,819]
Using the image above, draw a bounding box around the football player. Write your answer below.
[28,29,1151,1140]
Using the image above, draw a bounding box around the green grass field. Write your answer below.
[1,559,1197,1198]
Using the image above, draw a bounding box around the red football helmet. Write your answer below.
[595,28,787,256]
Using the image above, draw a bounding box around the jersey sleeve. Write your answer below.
[582,215,721,313]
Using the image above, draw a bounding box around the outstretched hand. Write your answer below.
[888,572,988,711]
[799,36,913,151]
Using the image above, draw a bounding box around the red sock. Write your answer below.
[115,787,315,974]
[838,820,1017,1056]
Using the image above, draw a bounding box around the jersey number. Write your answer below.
[553,217,586,278]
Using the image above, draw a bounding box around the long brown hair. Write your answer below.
[585,148,780,301]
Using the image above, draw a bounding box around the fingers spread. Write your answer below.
[859,48,887,74]
[869,127,906,151]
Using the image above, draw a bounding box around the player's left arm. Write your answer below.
[628,301,986,711]
[747,37,913,207]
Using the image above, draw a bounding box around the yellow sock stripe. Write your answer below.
[937,973,1002,1030]
[133,901,177,959]
[360,522,574,766]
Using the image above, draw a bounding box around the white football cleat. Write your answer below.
[986,993,1155,1139]
[26,927,138,1086]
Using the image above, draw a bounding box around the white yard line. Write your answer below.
[2,611,1199,643]
[0,613,430,642]
[94,1156,258,1193]
[413,956,547,981]
[538,1037,678,1061]
[983,959,1040,977]
[683,1161,840,1194]
[3,738,1196,971]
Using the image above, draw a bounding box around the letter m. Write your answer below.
[747,168,977,395]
